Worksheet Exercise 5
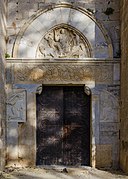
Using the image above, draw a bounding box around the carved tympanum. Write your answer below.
[36,26,91,58]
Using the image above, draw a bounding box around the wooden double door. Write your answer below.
[36,86,90,166]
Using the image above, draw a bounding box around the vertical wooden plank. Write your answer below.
[36,86,63,165]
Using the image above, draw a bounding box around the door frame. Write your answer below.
[33,84,99,167]
[36,85,91,166]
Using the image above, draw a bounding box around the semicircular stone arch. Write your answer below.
[13,4,113,59]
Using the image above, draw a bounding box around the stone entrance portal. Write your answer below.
[36,86,90,166]
[6,4,120,169]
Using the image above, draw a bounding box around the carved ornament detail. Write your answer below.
[36,26,91,58]
[14,63,113,84]
[84,86,91,95]
[7,91,26,122]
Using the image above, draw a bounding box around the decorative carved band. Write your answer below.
[13,63,113,84]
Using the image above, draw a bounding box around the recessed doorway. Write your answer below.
[36,86,91,166]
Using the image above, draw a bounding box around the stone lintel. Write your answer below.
[6,60,120,85]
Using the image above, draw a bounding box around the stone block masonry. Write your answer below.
[120,0,128,173]
[0,0,7,171]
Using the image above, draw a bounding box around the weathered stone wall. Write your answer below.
[120,0,128,173]
[0,0,7,170]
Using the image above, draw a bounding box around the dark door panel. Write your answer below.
[36,86,90,166]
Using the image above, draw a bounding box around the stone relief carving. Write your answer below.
[36,27,91,58]
[14,63,113,84]
[7,91,26,122]
[100,91,119,122]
